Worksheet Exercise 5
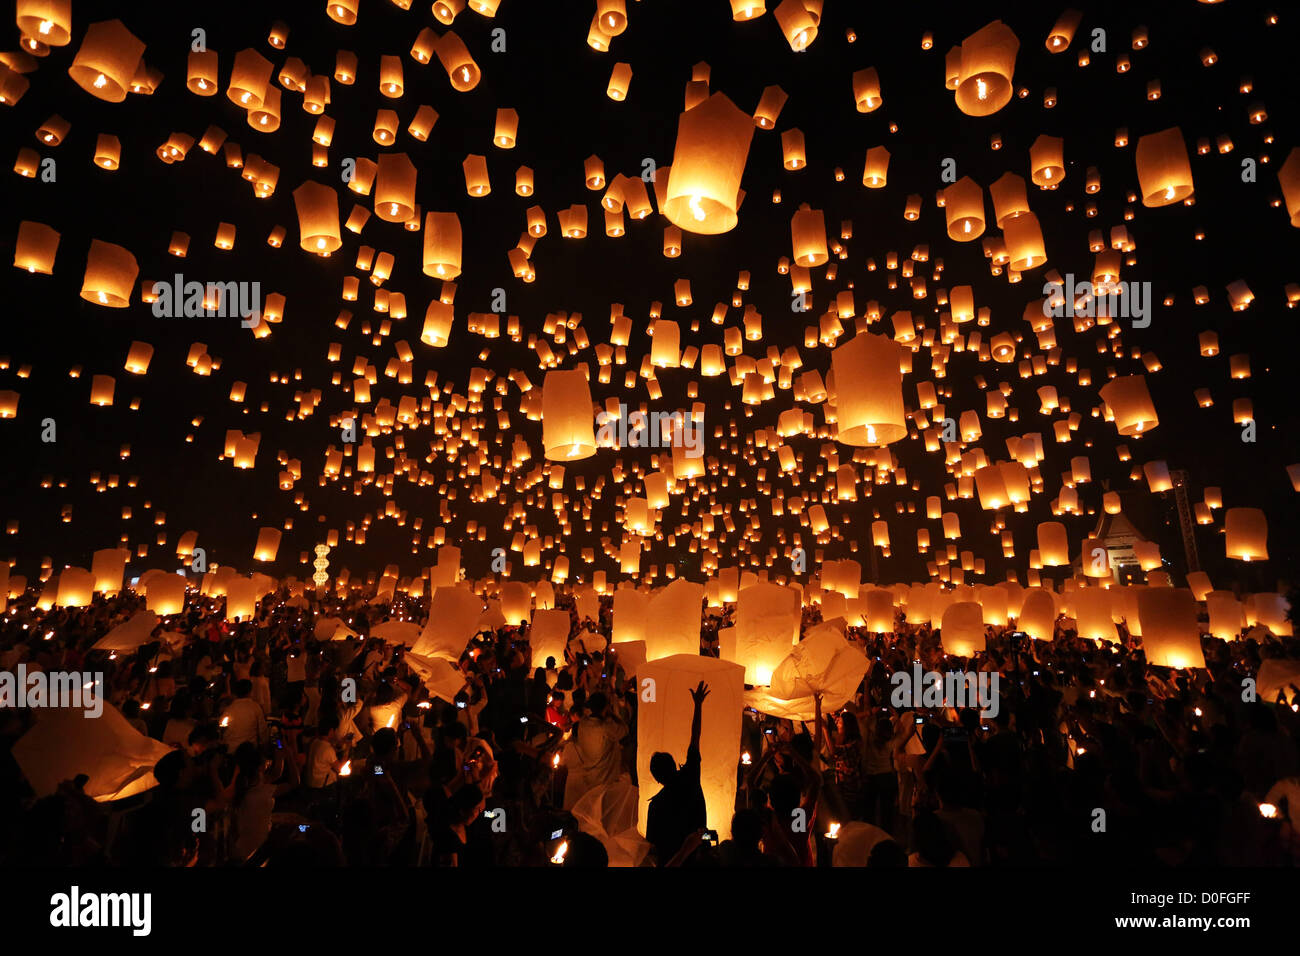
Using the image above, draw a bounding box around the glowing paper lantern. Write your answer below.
[940,601,984,657]
[1224,507,1268,561]
[790,203,828,267]
[664,93,754,235]
[864,588,895,632]
[422,211,462,279]
[1137,588,1203,669]
[954,20,1019,116]
[375,153,417,222]
[226,576,258,621]
[91,548,128,594]
[1279,148,1300,227]
[831,333,906,446]
[14,220,60,274]
[68,20,145,102]
[1004,211,1047,270]
[1018,588,1056,640]
[413,586,482,660]
[1136,127,1194,207]
[500,581,532,626]
[945,176,986,240]
[542,368,596,461]
[1099,375,1159,436]
[645,580,704,660]
[1206,590,1244,639]
[253,527,281,562]
[435,31,480,91]
[80,239,137,307]
[55,568,94,607]
[613,587,648,643]
[727,583,799,685]
[146,573,186,616]
[637,655,745,841]
[293,181,342,255]
[17,1,72,47]
[528,608,570,668]
[1037,521,1069,566]
[1074,587,1118,642]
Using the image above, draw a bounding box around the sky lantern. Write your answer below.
[68,19,144,102]
[940,602,983,657]
[14,220,59,274]
[422,211,462,279]
[80,240,137,307]
[90,548,128,595]
[1136,127,1195,206]
[830,333,906,446]
[944,176,986,240]
[852,67,882,112]
[292,181,341,255]
[954,20,1019,116]
[254,527,281,562]
[725,582,800,685]
[1046,9,1082,52]
[146,573,186,616]
[790,204,828,266]
[989,171,1030,226]
[1003,211,1047,270]
[1137,588,1203,669]
[1273,147,1300,226]
[1224,507,1268,561]
[773,0,817,51]
[753,85,787,128]
[664,93,754,235]
[436,31,480,91]
[1099,375,1159,436]
[1029,134,1065,187]
[227,47,271,110]
[603,61,633,101]
[375,153,417,222]
[542,369,596,461]
[17,1,72,46]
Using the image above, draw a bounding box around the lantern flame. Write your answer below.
[94,73,108,89]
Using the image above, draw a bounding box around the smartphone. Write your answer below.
[703,829,719,845]
[457,701,467,709]
[550,828,564,840]
[519,716,528,724]
[274,738,283,750]
[298,824,310,833]
[373,765,385,775]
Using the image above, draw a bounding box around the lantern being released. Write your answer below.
[637,655,745,842]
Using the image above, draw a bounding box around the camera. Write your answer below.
[702,829,719,845]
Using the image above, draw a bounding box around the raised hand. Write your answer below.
[689,681,710,706]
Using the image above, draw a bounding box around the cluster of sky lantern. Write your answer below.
[2,1,1298,684]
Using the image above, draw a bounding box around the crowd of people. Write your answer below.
[1,582,1298,867]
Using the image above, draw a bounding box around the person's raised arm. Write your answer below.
[688,681,710,757]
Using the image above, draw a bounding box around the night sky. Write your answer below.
[1,0,1297,592]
